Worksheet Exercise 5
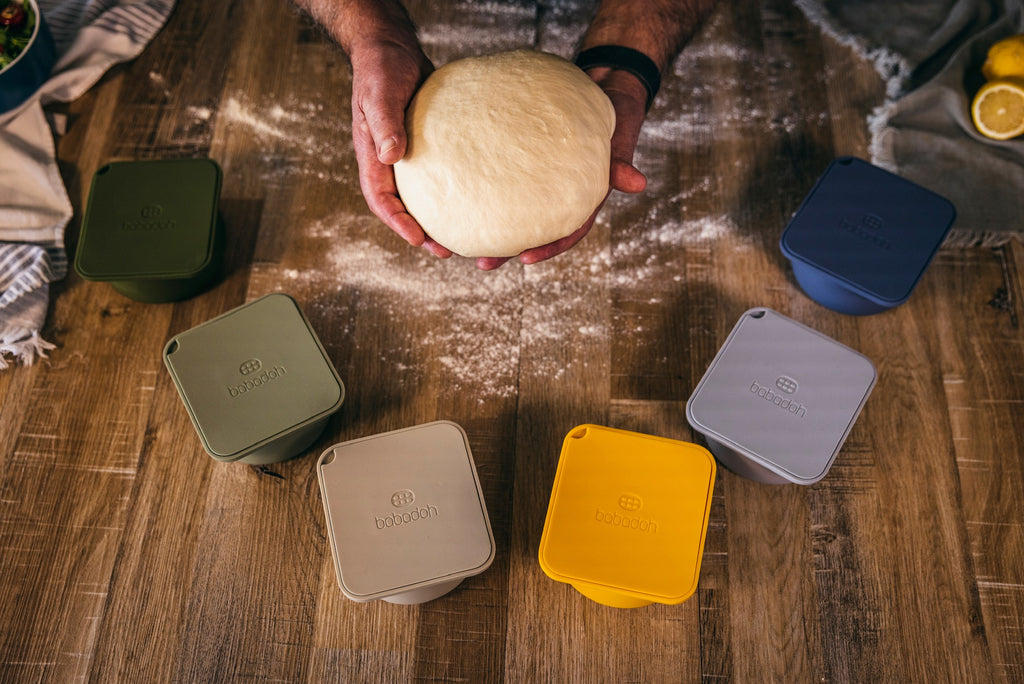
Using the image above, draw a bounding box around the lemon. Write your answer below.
[982,34,1024,81]
[971,78,1024,140]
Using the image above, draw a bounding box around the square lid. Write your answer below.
[538,425,716,605]
[317,421,496,602]
[163,293,345,461]
[686,309,876,484]
[779,157,956,305]
[76,158,222,281]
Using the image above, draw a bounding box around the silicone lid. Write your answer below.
[686,309,876,484]
[779,157,956,305]
[76,158,222,280]
[317,421,496,602]
[163,293,344,461]
[538,425,716,607]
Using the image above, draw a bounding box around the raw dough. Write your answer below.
[393,50,615,258]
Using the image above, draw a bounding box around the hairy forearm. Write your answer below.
[581,0,719,73]
[291,0,418,56]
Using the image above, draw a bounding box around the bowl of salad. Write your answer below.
[0,0,56,114]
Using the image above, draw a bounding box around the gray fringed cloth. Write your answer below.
[0,0,175,369]
[795,0,1024,247]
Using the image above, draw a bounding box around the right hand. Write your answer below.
[348,39,452,258]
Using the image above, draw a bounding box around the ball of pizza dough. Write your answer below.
[393,50,615,258]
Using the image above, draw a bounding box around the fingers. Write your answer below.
[352,107,425,247]
[423,238,454,259]
[476,256,511,270]
[611,159,647,194]
[349,41,439,252]
[605,101,647,194]
[350,41,432,163]
[583,67,649,196]
[518,204,602,266]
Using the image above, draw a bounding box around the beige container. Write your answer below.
[317,421,496,604]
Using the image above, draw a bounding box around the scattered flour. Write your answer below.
[208,10,806,401]
[187,106,213,122]
[277,221,524,400]
[275,195,739,400]
[147,70,172,99]
[218,96,356,183]
[416,2,535,57]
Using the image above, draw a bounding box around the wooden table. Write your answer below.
[3,0,1023,681]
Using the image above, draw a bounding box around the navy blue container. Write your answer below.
[779,157,956,315]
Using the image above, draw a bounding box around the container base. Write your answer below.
[704,435,793,485]
[108,215,226,303]
[789,261,891,316]
[234,416,331,465]
[382,578,464,604]
[572,583,653,609]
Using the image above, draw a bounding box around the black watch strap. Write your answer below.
[574,45,661,110]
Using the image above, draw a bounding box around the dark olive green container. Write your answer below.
[163,293,346,464]
[75,158,224,303]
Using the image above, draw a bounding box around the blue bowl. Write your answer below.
[780,157,957,316]
[0,0,56,114]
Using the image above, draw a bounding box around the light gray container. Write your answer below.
[686,308,876,485]
[163,293,345,464]
[317,421,496,604]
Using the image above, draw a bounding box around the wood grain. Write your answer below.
[2,0,1022,682]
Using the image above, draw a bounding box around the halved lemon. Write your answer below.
[971,79,1024,140]
[982,34,1024,81]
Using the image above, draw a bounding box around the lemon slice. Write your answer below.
[982,34,1024,81]
[971,79,1024,140]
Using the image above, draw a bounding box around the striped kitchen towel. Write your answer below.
[0,0,175,369]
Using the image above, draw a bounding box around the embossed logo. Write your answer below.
[861,213,884,231]
[750,381,806,418]
[838,213,891,251]
[618,493,642,512]
[775,375,798,394]
[375,503,438,529]
[239,358,262,375]
[121,204,175,232]
[597,493,657,533]
[226,363,287,398]
[391,489,416,507]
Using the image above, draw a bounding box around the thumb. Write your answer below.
[361,97,408,165]
[611,159,647,194]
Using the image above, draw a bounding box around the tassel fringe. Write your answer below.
[0,327,57,369]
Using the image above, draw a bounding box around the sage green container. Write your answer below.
[163,293,345,464]
[75,158,224,303]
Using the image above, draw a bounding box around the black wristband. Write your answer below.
[574,45,661,110]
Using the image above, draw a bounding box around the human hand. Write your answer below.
[348,39,452,258]
[592,67,650,195]
[476,68,649,271]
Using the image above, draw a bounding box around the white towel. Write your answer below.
[795,0,1024,247]
[0,0,175,369]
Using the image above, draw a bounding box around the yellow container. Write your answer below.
[538,425,716,608]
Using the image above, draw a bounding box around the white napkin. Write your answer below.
[0,0,175,369]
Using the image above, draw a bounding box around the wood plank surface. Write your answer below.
[2,0,1023,682]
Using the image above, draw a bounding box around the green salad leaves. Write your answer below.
[0,1,36,71]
